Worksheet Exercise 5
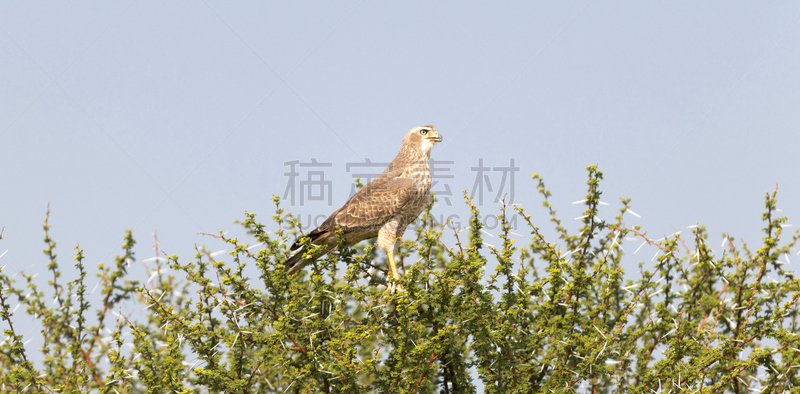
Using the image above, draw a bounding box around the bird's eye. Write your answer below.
[419,129,428,135]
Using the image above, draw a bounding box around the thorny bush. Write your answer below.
[1,166,800,393]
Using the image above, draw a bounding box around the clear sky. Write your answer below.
[1,0,798,374]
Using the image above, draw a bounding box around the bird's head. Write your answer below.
[402,125,442,157]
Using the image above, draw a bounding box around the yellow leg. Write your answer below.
[386,250,403,294]
[387,250,399,280]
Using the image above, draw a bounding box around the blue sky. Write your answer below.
[1,0,798,375]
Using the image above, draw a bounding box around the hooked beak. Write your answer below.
[426,134,443,143]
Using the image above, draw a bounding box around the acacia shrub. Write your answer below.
[1,166,799,393]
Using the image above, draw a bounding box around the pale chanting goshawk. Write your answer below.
[283,125,443,291]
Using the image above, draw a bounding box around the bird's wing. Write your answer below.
[312,173,418,236]
[285,172,417,269]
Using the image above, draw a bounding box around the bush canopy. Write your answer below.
[1,166,799,393]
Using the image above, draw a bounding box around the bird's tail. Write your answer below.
[283,246,328,276]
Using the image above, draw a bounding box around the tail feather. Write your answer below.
[283,246,328,276]
[284,247,309,275]
[284,231,333,276]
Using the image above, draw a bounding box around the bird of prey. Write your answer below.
[283,125,443,291]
